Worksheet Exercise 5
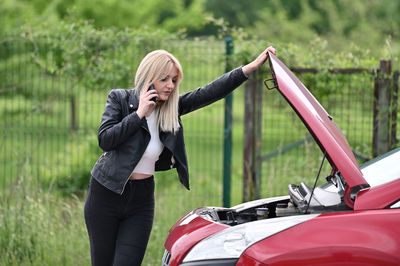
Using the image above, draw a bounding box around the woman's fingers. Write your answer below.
[266,46,276,55]
[144,89,158,100]
[137,90,158,118]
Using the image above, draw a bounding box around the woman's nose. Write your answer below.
[167,79,174,88]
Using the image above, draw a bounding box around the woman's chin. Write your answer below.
[158,96,169,102]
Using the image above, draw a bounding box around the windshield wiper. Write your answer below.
[304,151,327,214]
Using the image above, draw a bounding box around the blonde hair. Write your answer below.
[135,50,183,133]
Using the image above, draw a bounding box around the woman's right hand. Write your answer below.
[136,89,158,118]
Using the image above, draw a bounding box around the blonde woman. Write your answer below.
[84,46,276,266]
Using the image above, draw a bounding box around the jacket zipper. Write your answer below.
[120,123,150,195]
[120,176,130,195]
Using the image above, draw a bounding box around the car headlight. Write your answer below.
[182,214,319,263]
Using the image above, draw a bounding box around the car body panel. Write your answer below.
[240,209,400,265]
[361,147,400,187]
[238,253,267,266]
[268,52,368,191]
[164,215,228,265]
[231,195,290,212]
[354,178,400,210]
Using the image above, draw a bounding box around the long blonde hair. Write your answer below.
[135,50,183,133]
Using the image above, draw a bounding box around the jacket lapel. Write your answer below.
[128,89,139,112]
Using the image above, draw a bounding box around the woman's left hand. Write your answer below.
[242,46,276,76]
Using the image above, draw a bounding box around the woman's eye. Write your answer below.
[160,78,167,82]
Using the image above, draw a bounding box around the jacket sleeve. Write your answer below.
[97,89,144,151]
[179,67,248,115]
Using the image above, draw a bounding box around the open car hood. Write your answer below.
[266,52,368,193]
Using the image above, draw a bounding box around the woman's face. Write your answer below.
[153,66,178,102]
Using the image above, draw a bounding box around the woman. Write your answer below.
[84,46,276,266]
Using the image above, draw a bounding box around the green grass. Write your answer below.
[0,170,226,265]
[0,178,89,266]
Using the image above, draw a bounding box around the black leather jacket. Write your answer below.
[91,67,248,194]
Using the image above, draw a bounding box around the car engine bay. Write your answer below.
[194,173,351,226]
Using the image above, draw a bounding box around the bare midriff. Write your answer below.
[129,173,153,180]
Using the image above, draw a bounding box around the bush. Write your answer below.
[41,134,101,195]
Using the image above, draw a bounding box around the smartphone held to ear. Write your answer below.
[148,84,158,102]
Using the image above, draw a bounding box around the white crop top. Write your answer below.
[132,111,164,175]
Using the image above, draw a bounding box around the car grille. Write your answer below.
[162,249,171,266]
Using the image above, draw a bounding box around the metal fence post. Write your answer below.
[255,71,263,200]
[391,70,399,149]
[223,37,233,207]
[243,71,262,202]
[243,73,255,202]
[373,60,393,157]
[70,95,78,131]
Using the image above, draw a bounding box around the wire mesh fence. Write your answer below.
[1,36,399,204]
[230,69,390,202]
[0,36,229,205]
[0,36,231,264]
[259,71,377,197]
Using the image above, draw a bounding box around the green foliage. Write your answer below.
[41,134,101,195]
[0,183,89,265]
[205,0,265,28]
[249,0,400,54]
[199,16,390,102]
[0,19,182,100]
[21,19,179,97]
[202,0,400,55]
[0,0,210,36]
[0,0,37,34]
[2,0,400,70]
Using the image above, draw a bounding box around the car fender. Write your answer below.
[240,209,400,265]
[164,215,228,266]
[238,246,399,265]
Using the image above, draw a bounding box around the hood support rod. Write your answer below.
[305,151,327,214]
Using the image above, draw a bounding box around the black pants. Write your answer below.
[84,176,155,266]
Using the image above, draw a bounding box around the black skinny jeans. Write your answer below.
[84,176,155,266]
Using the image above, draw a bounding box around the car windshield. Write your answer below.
[360,148,400,187]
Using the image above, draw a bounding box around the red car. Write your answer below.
[162,53,400,266]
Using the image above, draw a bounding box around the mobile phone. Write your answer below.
[148,84,158,102]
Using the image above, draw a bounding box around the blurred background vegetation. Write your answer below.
[1,0,399,55]
[1,0,399,265]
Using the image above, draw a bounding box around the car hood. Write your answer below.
[267,52,368,191]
